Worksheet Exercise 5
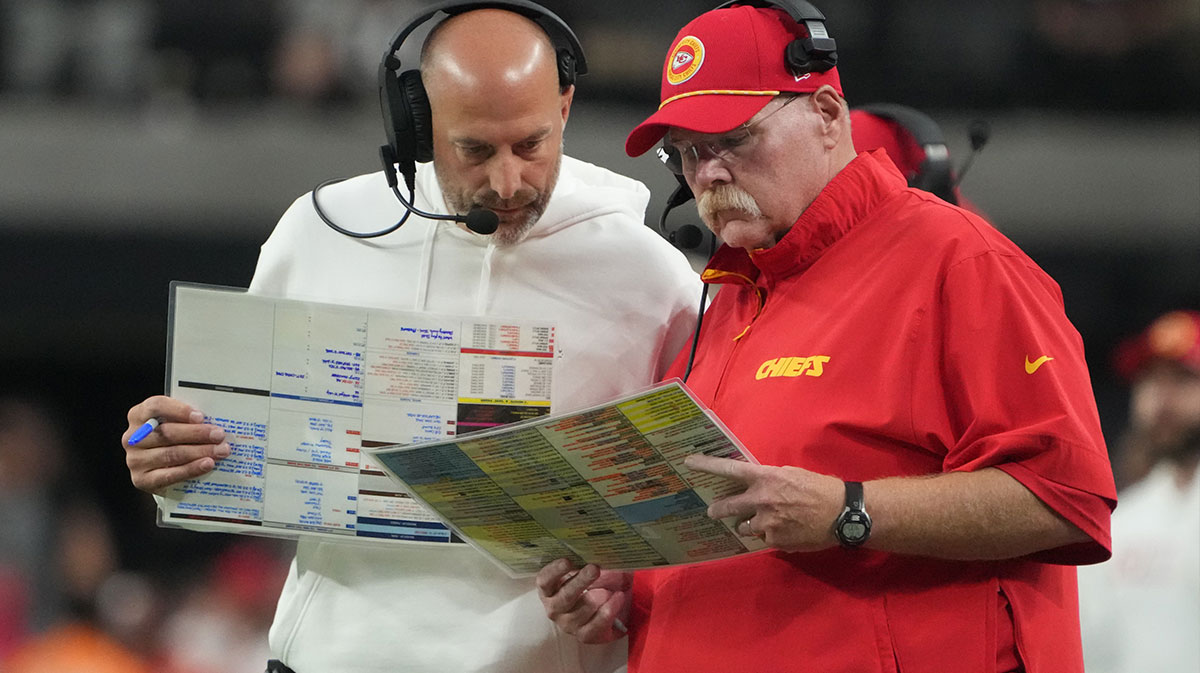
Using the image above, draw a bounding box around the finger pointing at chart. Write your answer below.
[684,453,844,553]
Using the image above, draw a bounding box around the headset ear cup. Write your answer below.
[556,49,576,89]
[785,36,836,75]
[399,70,434,164]
[914,157,957,205]
[910,157,937,193]
[785,41,813,75]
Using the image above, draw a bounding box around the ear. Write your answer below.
[810,85,848,148]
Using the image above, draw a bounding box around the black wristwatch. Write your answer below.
[834,481,871,548]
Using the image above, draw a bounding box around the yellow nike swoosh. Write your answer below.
[1025,355,1054,374]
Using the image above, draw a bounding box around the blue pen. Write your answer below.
[128,417,160,445]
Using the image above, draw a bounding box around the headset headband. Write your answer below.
[377,0,586,193]
[381,0,587,88]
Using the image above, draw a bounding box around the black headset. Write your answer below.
[853,103,957,205]
[713,0,838,76]
[378,0,587,194]
[661,0,839,252]
[314,0,587,239]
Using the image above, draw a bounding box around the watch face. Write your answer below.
[836,482,870,547]
[841,521,867,541]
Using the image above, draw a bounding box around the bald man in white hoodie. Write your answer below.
[121,6,699,672]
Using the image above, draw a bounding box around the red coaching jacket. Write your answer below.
[629,151,1116,673]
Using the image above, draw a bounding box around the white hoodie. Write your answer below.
[249,156,701,672]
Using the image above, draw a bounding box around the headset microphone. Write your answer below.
[657,172,706,251]
[462,210,500,235]
[377,145,499,235]
[672,224,705,251]
[310,146,500,240]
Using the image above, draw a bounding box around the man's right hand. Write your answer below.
[122,395,229,494]
[535,559,631,644]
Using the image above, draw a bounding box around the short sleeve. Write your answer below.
[922,250,1117,564]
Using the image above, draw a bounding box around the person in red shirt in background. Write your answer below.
[537,2,1116,672]
[848,102,991,215]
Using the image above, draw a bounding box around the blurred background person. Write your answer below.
[0,0,153,102]
[1078,309,1200,673]
[1108,309,1200,490]
[155,540,291,673]
[0,393,288,671]
[1,397,164,671]
[847,103,990,212]
[848,103,992,219]
[0,397,68,661]
[2,493,157,672]
[269,0,419,105]
[2,503,157,673]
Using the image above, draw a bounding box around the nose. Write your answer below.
[487,151,523,201]
[689,152,732,192]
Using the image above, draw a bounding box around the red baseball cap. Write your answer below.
[625,4,844,157]
[849,110,925,182]
[1113,310,1200,380]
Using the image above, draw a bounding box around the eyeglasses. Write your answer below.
[657,95,802,175]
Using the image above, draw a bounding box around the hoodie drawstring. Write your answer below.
[475,242,496,315]
[414,221,436,312]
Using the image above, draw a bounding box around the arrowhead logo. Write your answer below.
[1025,355,1054,374]
[667,36,704,85]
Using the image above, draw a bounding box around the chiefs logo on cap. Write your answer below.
[666,36,704,85]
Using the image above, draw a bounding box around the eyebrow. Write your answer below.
[452,126,554,149]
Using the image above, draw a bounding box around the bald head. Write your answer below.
[417,8,575,247]
[421,9,564,101]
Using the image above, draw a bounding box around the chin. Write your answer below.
[699,215,725,237]
[490,219,536,247]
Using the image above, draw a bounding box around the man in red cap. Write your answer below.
[1078,310,1200,672]
[850,109,932,182]
[1109,309,1200,490]
[537,3,1116,672]
[848,105,987,214]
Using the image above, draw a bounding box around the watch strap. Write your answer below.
[844,480,864,511]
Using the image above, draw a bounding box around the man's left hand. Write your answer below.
[684,454,846,552]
